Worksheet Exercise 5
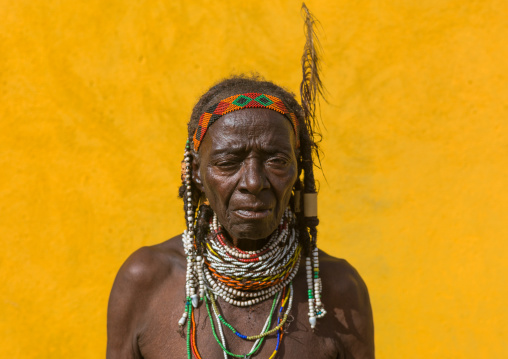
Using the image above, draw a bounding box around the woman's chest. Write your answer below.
[137,291,341,359]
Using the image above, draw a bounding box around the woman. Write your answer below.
[107,76,374,358]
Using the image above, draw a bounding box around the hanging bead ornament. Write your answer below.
[178,140,202,328]
[306,246,326,329]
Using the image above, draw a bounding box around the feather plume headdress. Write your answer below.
[300,3,325,150]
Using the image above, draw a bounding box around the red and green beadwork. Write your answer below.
[192,93,300,151]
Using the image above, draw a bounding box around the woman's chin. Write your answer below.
[226,222,278,243]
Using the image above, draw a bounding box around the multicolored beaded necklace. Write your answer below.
[180,137,325,358]
[204,209,301,307]
[180,208,300,358]
[205,284,293,358]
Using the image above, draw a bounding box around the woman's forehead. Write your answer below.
[201,108,297,152]
[192,93,300,151]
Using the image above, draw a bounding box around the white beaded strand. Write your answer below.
[306,246,326,329]
[210,292,229,359]
[313,247,326,319]
[306,256,316,328]
[178,141,199,327]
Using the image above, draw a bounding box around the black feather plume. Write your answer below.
[300,3,324,165]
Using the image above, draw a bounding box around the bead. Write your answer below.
[191,294,199,308]
[309,316,317,328]
[178,316,187,326]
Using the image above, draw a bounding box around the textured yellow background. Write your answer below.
[1,0,507,358]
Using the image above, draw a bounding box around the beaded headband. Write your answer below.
[192,93,300,151]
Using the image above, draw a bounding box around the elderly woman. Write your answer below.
[107,76,374,358]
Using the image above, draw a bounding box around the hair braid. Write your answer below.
[299,109,320,255]
[195,203,213,254]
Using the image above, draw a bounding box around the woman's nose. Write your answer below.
[238,159,269,195]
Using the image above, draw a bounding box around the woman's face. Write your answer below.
[193,108,298,242]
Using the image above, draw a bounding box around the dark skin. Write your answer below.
[107,109,375,358]
[193,109,299,249]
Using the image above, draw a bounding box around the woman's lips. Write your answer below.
[233,208,272,219]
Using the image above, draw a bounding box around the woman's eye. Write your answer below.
[267,157,289,166]
[215,158,240,168]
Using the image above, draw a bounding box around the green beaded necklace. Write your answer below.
[204,290,280,358]
[210,286,292,341]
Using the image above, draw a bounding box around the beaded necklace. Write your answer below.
[205,288,283,358]
[210,283,293,341]
[203,209,301,307]
[179,140,326,359]
[180,209,299,358]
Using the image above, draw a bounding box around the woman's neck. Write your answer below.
[228,233,271,251]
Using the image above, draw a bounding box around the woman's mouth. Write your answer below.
[234,208,272,219]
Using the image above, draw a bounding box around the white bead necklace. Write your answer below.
[203,209,301,307]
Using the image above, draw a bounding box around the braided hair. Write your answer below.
[179,75,321,255]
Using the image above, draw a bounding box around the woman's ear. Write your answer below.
[192,153,205,193]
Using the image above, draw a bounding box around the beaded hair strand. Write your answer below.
[299,2,327,327]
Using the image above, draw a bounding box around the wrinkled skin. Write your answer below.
[107,109,375,358]
[193,109,298,249]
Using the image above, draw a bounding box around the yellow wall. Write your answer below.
[1,0,507,357]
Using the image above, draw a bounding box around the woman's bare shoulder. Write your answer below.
[318,250,369,299]
[107,235,186,358]
[317,250,375,358]
[114,235,185,290]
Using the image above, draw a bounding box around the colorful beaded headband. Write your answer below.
[192,93,300,151]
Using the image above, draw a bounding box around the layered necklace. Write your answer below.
[179,144,325,358]
[180,209,305,358]
[204,209,301,307]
